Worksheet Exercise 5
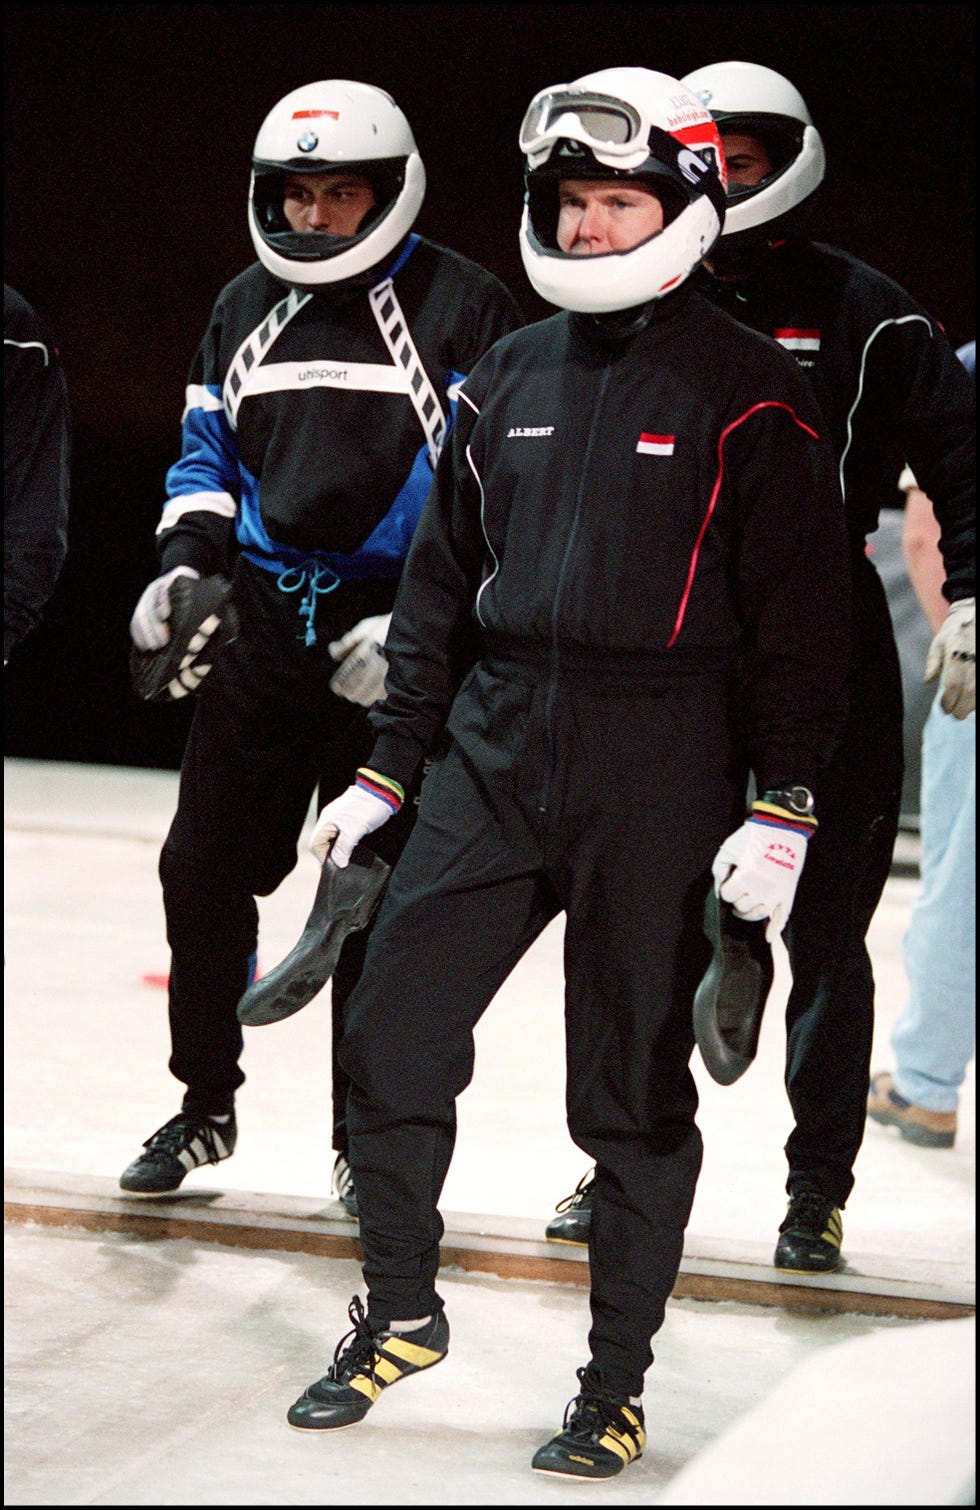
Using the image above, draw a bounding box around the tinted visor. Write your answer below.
[519,90,644,157]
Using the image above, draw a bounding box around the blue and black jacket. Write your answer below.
[154,236,523,635]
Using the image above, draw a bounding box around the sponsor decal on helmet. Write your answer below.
[673,123,726,185]
[666,100,715,131]
[296,132,319,153]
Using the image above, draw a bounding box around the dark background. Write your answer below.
[4,3,975,771]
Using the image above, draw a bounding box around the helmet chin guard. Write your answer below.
[520,194,722,314]
[519,66,726,313]
[248,80,425,289]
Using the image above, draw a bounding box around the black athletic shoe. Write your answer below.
[332,1153,358,1218]
[532,1365,646,1480]
[287,1296,449,1431]
[774,1185,844,1273]
[119,1108,237,1195]
[545,1168,595,1244]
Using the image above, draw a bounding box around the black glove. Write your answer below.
[129,573,239,702]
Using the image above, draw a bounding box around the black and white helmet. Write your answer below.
[248,79,425,289]
[519,66,727,313]
[680,61,825,242]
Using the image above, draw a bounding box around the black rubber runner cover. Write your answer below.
[237,844,391,1026]
[692,892,775,1086]
[129,574,239,703]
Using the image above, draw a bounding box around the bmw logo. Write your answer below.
[297,132,319,153]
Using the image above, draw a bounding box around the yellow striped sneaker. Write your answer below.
[532,1366,645,1480]
[287,1296,449,1431]
[774,1185,844,1273]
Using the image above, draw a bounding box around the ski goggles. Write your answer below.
[519,89,646,161]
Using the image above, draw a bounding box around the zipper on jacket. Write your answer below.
[538,361,613,816]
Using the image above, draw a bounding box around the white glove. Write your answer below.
[328,614,392,706]
[310,775,399,867]
[712,813,811,943]
[129,566,201,650]
[924,596,975,719]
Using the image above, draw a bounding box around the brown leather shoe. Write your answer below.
[867,1071,957,1148]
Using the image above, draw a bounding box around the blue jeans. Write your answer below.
[892,684,976,1111]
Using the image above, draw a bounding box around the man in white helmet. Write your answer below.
[118,80,523,1202]
[280,67,851,1480]
[665,60,975,1275]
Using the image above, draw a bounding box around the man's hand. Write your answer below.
[711,808,812,943]
[328,613,392,706]
[310,769,403,867]
[130,566,201,649]
[925,596,975,719]
[129,572,238,703]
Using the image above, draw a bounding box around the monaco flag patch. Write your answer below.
[774,328,821,353]
[636,432,675,456]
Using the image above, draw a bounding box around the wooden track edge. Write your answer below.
[6,1196,973,1323]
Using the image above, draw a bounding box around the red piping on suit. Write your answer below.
[667,402,821,648]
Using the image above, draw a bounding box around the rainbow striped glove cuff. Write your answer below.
[748,799,818,841]
[355,768,405,815]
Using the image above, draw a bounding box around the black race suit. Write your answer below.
[4,285,70,662]
[699,240,975,1206]
[152,236,523,1132]
[336,286,851,1395]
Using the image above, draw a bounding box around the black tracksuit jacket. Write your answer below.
[370,284,850,792]
[699,240,974,602]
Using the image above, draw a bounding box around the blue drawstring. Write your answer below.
[276,562,340,646]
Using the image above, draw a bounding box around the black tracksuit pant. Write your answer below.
[159,556,417,1126]
[781,555,904,1206]
[340,653,744,1398]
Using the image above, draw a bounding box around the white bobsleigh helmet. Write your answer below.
[248,79,426,288]
[519,66,727,313]
[680,61,825,241]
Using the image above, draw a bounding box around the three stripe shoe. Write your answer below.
[119,1107,237,1195]
[545,1167,595,1244]
[774,1183,844,1273]
[287,1296,450,1431]
[532,1365,646,1480]
[332,1152,359,1218]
